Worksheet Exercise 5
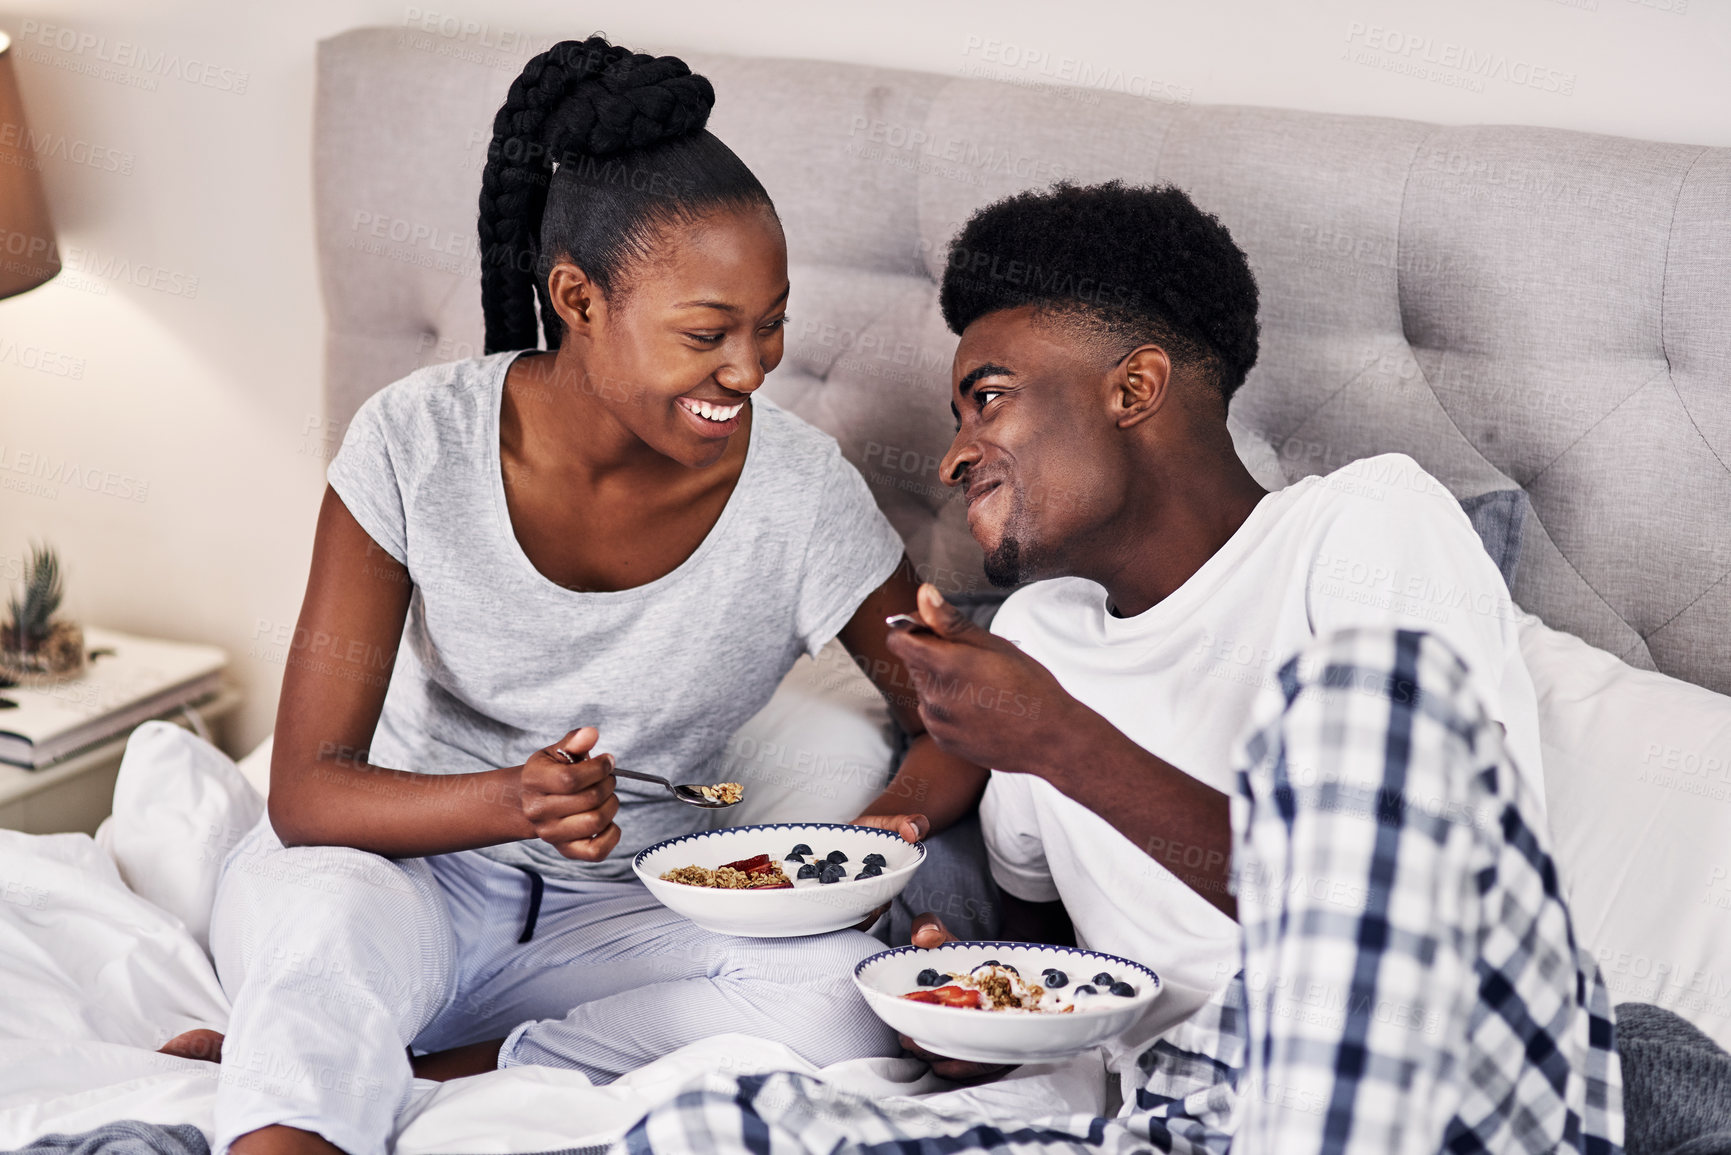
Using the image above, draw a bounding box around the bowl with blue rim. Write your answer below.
[634,822,925,937]
[854,941,1161,1064]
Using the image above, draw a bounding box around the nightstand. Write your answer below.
[0,685,244,835]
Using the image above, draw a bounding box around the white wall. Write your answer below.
[2,0,1727,755]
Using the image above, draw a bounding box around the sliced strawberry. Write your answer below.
[722,854,773,873]
[903,985,981,1009]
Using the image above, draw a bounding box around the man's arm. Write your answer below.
[885,582,1237,917]
[1029,698,1236,917]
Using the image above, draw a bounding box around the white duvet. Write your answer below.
[0,761,1104,1152]
[17,605,1723,1150]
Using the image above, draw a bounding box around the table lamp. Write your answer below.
[0,29,60,298]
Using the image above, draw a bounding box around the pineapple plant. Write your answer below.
[1,544,85,684]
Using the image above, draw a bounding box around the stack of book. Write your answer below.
[0,628,228,769]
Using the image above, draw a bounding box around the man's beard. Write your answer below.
[983,536,1022,588]
[980,486,1040,588]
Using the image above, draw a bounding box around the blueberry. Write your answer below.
[1092,972,1114,986]
[1042,969,1068,988]
[791,843,813,856]
[1108,982,1137,998]
[981,959,1000,967]
[916,968,945,987]
[796,863,820,880]
[1073,984,1098,996]
[855,864,883,879]
[826,850,849,864]
[819,862,846,884]
[862,853,887,867]
[784,852,805,862]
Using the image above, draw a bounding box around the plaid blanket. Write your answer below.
[615,629,1622,1155]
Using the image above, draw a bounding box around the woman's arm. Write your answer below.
[267,488,619,861]
[836,557,990,840]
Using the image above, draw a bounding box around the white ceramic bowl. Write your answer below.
[634,822,925,938]
[854,941,1161,1064]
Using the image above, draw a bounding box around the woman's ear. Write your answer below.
[546,259,602,340]
[1113,344,1172,429]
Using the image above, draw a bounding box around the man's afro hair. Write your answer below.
[938,181,1260,401]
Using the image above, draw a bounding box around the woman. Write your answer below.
[178,38,986,1155]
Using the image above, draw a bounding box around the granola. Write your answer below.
[660,855,791,889]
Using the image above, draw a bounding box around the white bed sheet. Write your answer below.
[0,828,1106,1152]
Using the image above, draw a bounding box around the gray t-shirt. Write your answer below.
[325,351,904,881]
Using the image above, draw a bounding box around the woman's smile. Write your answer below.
[676,394,747,438]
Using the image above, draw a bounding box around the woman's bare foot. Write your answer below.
[158,1028,225,1063]
[160,1025,502,1082]
[409,1037,506,1081]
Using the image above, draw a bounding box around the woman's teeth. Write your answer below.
[680,398,743,423]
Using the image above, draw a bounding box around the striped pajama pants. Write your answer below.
[619,629,1624,1154]
[206,820,897,1155]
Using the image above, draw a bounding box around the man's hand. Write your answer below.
[898,913,1016,1083]
[883,583,1077,776]
[520,727,621,861]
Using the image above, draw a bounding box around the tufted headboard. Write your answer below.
[314,28,1731,695]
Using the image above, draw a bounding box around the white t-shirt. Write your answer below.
[981,453,1541,1015]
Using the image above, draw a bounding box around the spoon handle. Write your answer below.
[547,750,672,793]
[609,766,675,791]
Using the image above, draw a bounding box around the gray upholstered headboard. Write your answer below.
[314,27,1731,696]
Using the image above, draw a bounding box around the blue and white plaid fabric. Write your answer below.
[614,629,1623,1155]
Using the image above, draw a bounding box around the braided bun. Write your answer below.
[551,51,713,159]
[478,37,762,354]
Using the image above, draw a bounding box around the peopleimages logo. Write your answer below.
[0,122,134,176]
[0,444,148,502]
[959,35,1192,104]
[17,20,251,95]
[1342,22,1577,96]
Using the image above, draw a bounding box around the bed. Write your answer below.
[2,25,1728,1152]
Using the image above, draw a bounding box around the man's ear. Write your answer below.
[546,259,602,340]
[1112,344,1172,429]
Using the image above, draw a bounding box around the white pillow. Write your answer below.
[0,829,229,1051]
[714,638,897,827]
[1520,615,1731,1050]
[1227,413,1287,491]
[235,731,273,800]
[95,721,264,956]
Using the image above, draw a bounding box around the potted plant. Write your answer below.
[0,544,86,685]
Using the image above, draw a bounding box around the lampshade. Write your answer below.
[0,29,60,298]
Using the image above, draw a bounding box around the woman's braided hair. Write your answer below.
[478,36,773,353]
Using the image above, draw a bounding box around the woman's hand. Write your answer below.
[850,812,930,844]
[844,813,931,931]
[520,726,621,861]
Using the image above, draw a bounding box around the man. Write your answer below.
[622,182,1620,1153]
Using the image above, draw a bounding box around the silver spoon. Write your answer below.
[551,749,740,809]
